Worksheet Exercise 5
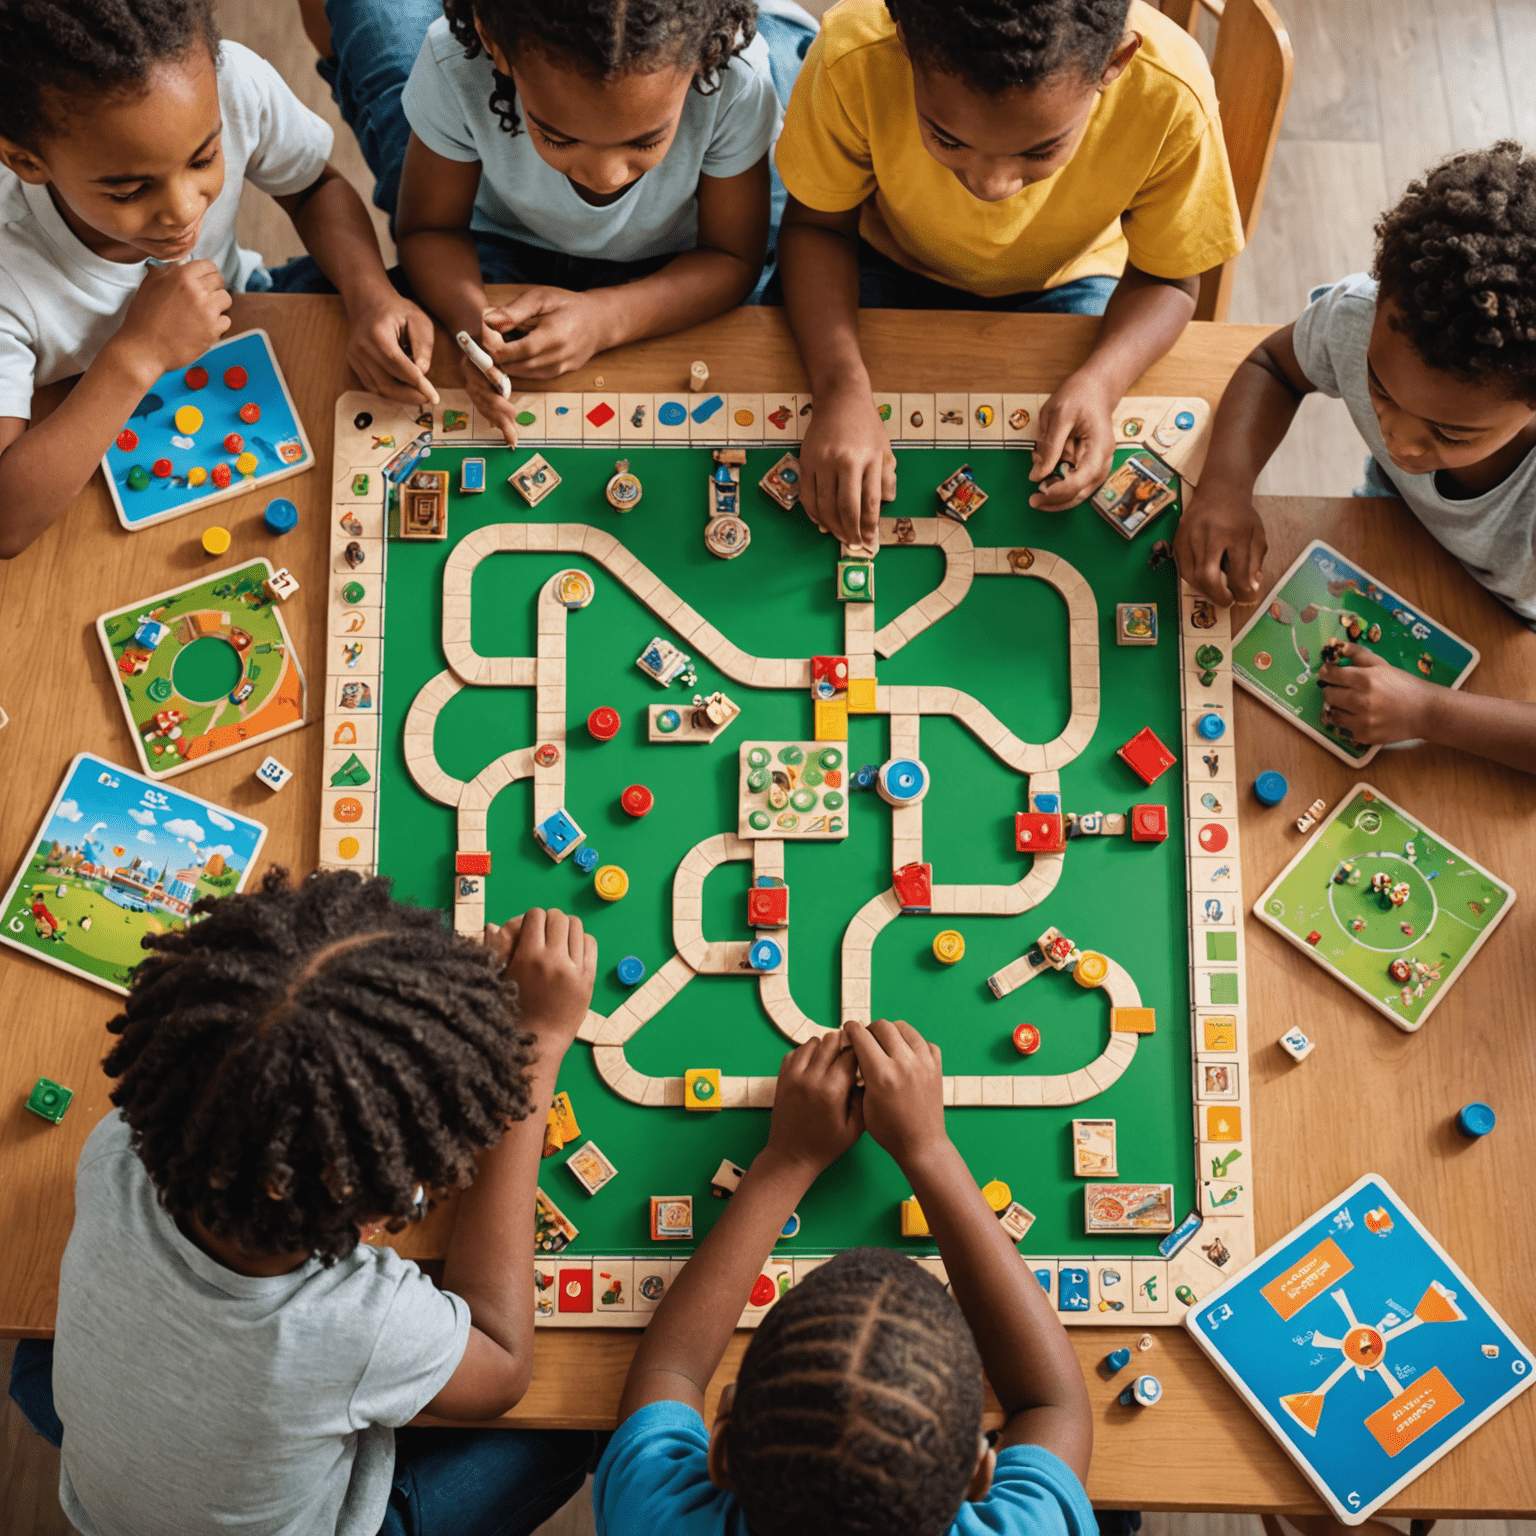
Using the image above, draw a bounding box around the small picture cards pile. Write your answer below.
[566,1140,618,1195]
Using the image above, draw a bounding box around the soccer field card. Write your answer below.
[1232,541,1479,765]
[1186,1174,1534,1524]
[0,754,267,994]
[1254,783,1514,1031]
[103,329,313,531]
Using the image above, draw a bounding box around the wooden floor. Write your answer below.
[8,2,1536,1532]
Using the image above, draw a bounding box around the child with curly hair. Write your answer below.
[0,0,436,558]
[9,870,600,1536]
[774,0,1244,552]
[1175,141,1536,773]
[597,1020,1094,1536]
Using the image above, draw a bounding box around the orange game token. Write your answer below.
[587,707,621,741]
[1013,1023,1040,1055]
[621,784,653,816]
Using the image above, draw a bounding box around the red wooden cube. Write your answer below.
[1117,727,1177,786]
[1015,812,1066,853]
[892,861,933,912]
[1130,804,1168,843]
[748,885,789,927]
[455,851,492,875]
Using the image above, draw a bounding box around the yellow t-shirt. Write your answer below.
[775,0,1245,297]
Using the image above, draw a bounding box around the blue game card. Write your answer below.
[1186,1174,1533,1523]
[102,329,313,531]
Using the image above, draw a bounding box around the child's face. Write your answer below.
[477,27,693,202]
[0,45,224,262]
[1367,297,1536,475]
[902,36,1139,204]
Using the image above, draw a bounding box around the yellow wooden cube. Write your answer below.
[813,700,848,740]
[847,677,878,714]
[684,1068,722,1111]
[900,1197,929,1236]
[1111,1006,1156,1034]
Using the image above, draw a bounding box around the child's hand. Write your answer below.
[1320,645,1437,745]
[1173,481,1268,606]
[799,387,897,552]
[344,286,440,407]
[1028,374,1115,511]
[764,1032,864,1175]
[843,1018,946,1172]
[112,260,231,383]
[486,909,596,1053]
[485,289,616,380]
[460,347,520,446]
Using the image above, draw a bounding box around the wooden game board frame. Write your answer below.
[322,385,1253,1328]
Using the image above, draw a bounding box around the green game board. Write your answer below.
[1254,784,1514,1030]
[361,437,1199,1266]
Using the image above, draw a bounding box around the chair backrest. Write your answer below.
[1158,0,1294,321]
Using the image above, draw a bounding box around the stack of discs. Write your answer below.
[587,707,621,741]
[594,865,628,901]
[932,930,965,964]
[703,516,751,558]
[877,758,930,806]
[553,569,595,608]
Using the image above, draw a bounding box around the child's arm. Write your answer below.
[1027,266,1199,513]
[1320,644,1536,774]
[0,261,231,558]
[845,1018,1092,1481]
[273,163,439,406]
[424,908,597,1421]
[616,1033,863,1423]
[778,196,897,553]
[1172,321,1316,606]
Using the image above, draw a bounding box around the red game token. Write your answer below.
[151,458,172,478]
[533,743,560,767]
[211,462,232,488]
[116,428,138,453]
[239,401,261,424]
[621,784,654,817]
[185,366,209,390]
[587,706,621,741]
[223,365,248,390]
[1197,823,1229,853]
[224,432,244,454]
[1013,1022,1041,1055]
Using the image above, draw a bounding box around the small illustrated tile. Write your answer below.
[619,394,654,441]
[1131,1258,1170,1313]
[898,394,935,441]
[1195,1059,1241,1102]
[688,392,729,442]
[507,394,545,439]
[968,394,1004,442]
[738,740,849,840]
[1024,1257,1057,1304]
[727,394,764,442]
[593,1258,634,1312]
[934,392,969,442]
[1071,1118,1118,1177]
[1198,1178,1251,1217]
[762,393,799,439]
[633,1258,675,1314]
[581,394,620,440]
[543,393,582,439]
[566,1138,619,1194]
[653,395,691,441]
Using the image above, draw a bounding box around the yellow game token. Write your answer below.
[337,836,360,860]
[594,865,628,902]
[174,404,203,434]
[981,1179,1012,1213]
[187,466,207,487]
[1073,951,1110,988]
[235,451,258,477]
[932,929,965,964]
[201,525,231,556]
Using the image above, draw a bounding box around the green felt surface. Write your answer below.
[374,443,1196,1260]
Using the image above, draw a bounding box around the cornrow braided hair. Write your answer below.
[0,0,220,149]
[884,0,1132,93]
[439,0,757,137]
[728,1248,985,1536]
[104,867,535,1266]
[1373,140,1536,401]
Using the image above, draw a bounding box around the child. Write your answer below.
[27,871,598,1536]
[1174,141,1536,774]
[775,0,1244,551]
[0,0,436,559]
[597,1020,1094,1535]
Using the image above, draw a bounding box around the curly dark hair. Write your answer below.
[728,1248,985,1536]
[885,0,1132,93]
[440,0,757,136]
[0,0,220,149]
[1373,140,1536,401]
[104,867,536,1266]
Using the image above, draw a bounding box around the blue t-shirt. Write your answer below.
[594,1401,1098,1536]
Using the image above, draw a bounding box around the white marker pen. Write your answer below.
[455,329,512,399]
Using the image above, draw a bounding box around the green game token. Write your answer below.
[790,789,816,811]
[145,677,172,703]
[25,1076,72,1124]
[692,1077,716,1101]
[822,791,845,810]
[748,810,771,830]
[656,709,681,734]
[351,474,370,495]
[747,747,770,767]
[747,769,769,792]
[330,752,372,788]
[126,464,150,491]
[818,748,843,769]
[343,581,366,604]
[801,766,824,787]
[777,745,804,766]
[515,410,536,427]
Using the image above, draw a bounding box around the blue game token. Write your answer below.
[1120,1374,1162,1407]
[878,758,929,804]
[748,938,783,971]
[1254,770,1289,807]
[779,1211,800,1238]
[1196,713,1226,741]
[1104,1347,1131,1373]
[1033,793,1061,814]
[1456,1101,1496,1138]
[1175,410,1195,430]
[852,764,879,790]
[263,497,298,535]
[573,846,600,872]
[617,956,645,986]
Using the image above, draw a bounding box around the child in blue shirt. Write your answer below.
[597,1020,1096,1536]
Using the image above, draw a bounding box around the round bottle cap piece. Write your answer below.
[1129,1375,1162,1407]
[185,366,209,390]
[533,743,561,767]
[1196,712,1226,740]
[1254,770,1289,806]
[211,463,232,488]
[617,956,646,986]
[264,497,298,534]
[235,451,258,476]
[594,865,629,901]
[239,401,261,424]
[573,846,600,872]
[587,706,621,741]
[187,466,207,487]
[152,458,173,478]
[342,581,366,604]
[703,515,751,558]
[656,708,682,735]
[621,784,654,817]
[1013,1022,1041,1055]
[749,938,783,971]
[1073,952,1109,988]
[174,405,203,434]
[878,758,929,805]
[223,365,248,390]
[116,428,139,453]
[127,464,150,491]
[605,470,642,510]
[224,433,244,454]
[1456,1101,1496,1137]
[201,525,231,556]
[981,1178,1011,1212]
[933,929,965,964]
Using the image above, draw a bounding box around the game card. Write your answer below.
[566,1140,618,1195]
[535,1189,578,1253]
[1232,542,1480,765]
[1072,1118,1119,1177]
[1084,1183,1176,1233]
[1186,1174,1533,1524]
[1091,449,1178,538]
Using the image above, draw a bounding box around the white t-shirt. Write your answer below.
[400,16,780,262]
[0,40,333,420]
[54,1113,471,1536]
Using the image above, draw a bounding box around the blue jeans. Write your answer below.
[9,1339,595,1536]
[852,239,1118,313]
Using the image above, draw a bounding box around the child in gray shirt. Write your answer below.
[1175,141,1536,775]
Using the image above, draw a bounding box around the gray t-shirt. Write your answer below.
[54,1113,470,1536]
[1293,272,1536,624]
[400,17,780,261]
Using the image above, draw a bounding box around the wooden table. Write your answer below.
[3,301,1533,1517]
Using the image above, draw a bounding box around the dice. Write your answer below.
[254,756,292,792]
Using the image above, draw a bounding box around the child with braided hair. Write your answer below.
[0,0,437,558]
[597,1019,1094,1536]
[1176,141,1536,775]
[10,869,600,1536]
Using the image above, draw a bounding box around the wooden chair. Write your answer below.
[1158,0,1295,321]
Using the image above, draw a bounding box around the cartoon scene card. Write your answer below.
[0,754,267,994]
[1186,1174,1533,1525]
[1232,542,1479,765]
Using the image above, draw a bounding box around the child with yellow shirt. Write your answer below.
[775,0,1244,549]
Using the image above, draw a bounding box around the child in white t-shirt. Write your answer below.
[0,0,435,558]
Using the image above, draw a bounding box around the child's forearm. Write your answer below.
[905,1138,1092,1476]
[1423,685,1536,774]
[399,229,492,339]
[1197,348,1307,495]
[1068,263,1196,404]
[779,219,869,397]
[579,246,761,354]
[617,1147,813,1422]
[280,166,394,309]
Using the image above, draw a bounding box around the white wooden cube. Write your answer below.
[1278,1028,1315,1062]
[255,755,293,792]
[263,567,300,602]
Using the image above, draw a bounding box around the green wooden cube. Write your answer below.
[25,1076,73,1124]
[837,559,874,602]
